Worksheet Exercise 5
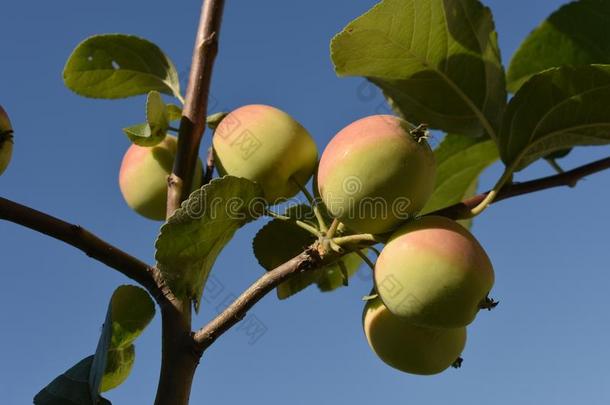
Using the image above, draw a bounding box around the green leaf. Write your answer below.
[155,176,265,311]
[146,91,169,142]
[35,286,154,403]
[499,64,610,172]
[122,123,155,146]
[167,104,183,121]
[331,0,506,137]
[123,92,172,146]
[100,346,135,393]
[106,285,156,349]
[91,285,155,396]
[422,134,498,214]
[63,34,182,100]
[34,357,111,405]
[507,0,610,93]
[253,205,364,299]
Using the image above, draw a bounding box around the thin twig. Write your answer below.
[194,247,323,349]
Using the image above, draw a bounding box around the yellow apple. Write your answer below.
[212,104,318,203]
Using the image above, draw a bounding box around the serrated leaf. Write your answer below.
[422,134,498,214]
[253,205,363,299]
[155,176,264,311]
[331,0,506,137]
[34,357,111,405]
[499,64,610,171]
[63,34,181,100]
[507,0,610,93]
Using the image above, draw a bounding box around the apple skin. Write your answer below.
[0,106,14,176]
[212,104,318,203]
[374,215,494,329]
[317,115,435,235]
[119,135,203,220]
[363,297,466,375]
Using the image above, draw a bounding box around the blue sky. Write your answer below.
[1,1,610,404]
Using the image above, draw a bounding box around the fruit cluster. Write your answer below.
[315,114,494,375]
[119,104,495,375]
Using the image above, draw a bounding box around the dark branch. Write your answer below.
[167,0,225,216]
[193,155,610,349]
[0,196,173,306]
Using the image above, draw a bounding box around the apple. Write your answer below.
[317,115,435,235]
[119,135,203,220]
[0,106,14,176]
[212,104,318,203]
[363,297,466,375]
[374,215,494,329]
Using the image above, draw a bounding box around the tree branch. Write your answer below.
[167,0,225,216]
[193,247,323,349]
[433,156,610,219]
[156,1,227,403]
[0,196,173,306]
[193,155,610,349]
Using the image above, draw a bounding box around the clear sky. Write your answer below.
[1,1,610,404]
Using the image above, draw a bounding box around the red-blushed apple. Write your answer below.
[317,115,435,235]
[375,215,495,329]
[363,297,466,375]
[0,106,14,176]
[119,135,203,220]
[212,104,318,203]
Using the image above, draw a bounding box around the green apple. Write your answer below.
[363,297,466,375]
[0,106,14,176]
[375,215,494,329]
[212,104,318,203]
[119,135,203,220]
[317,115,435,235]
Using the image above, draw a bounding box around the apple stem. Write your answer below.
[369,246,381,257]
[265,209,322,237]
[353,249,376,273]
[290,176,328,232]
[332,233,385,247]
[326,218,341,238]
[362,293,379,301]
[469,168,513,217]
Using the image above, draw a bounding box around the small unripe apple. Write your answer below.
[375,215,494,329]
[119,135,203,220]
[363,297,466,375]
[0,106,14,176]
[212,104,318,203]
[317,115,435,235]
